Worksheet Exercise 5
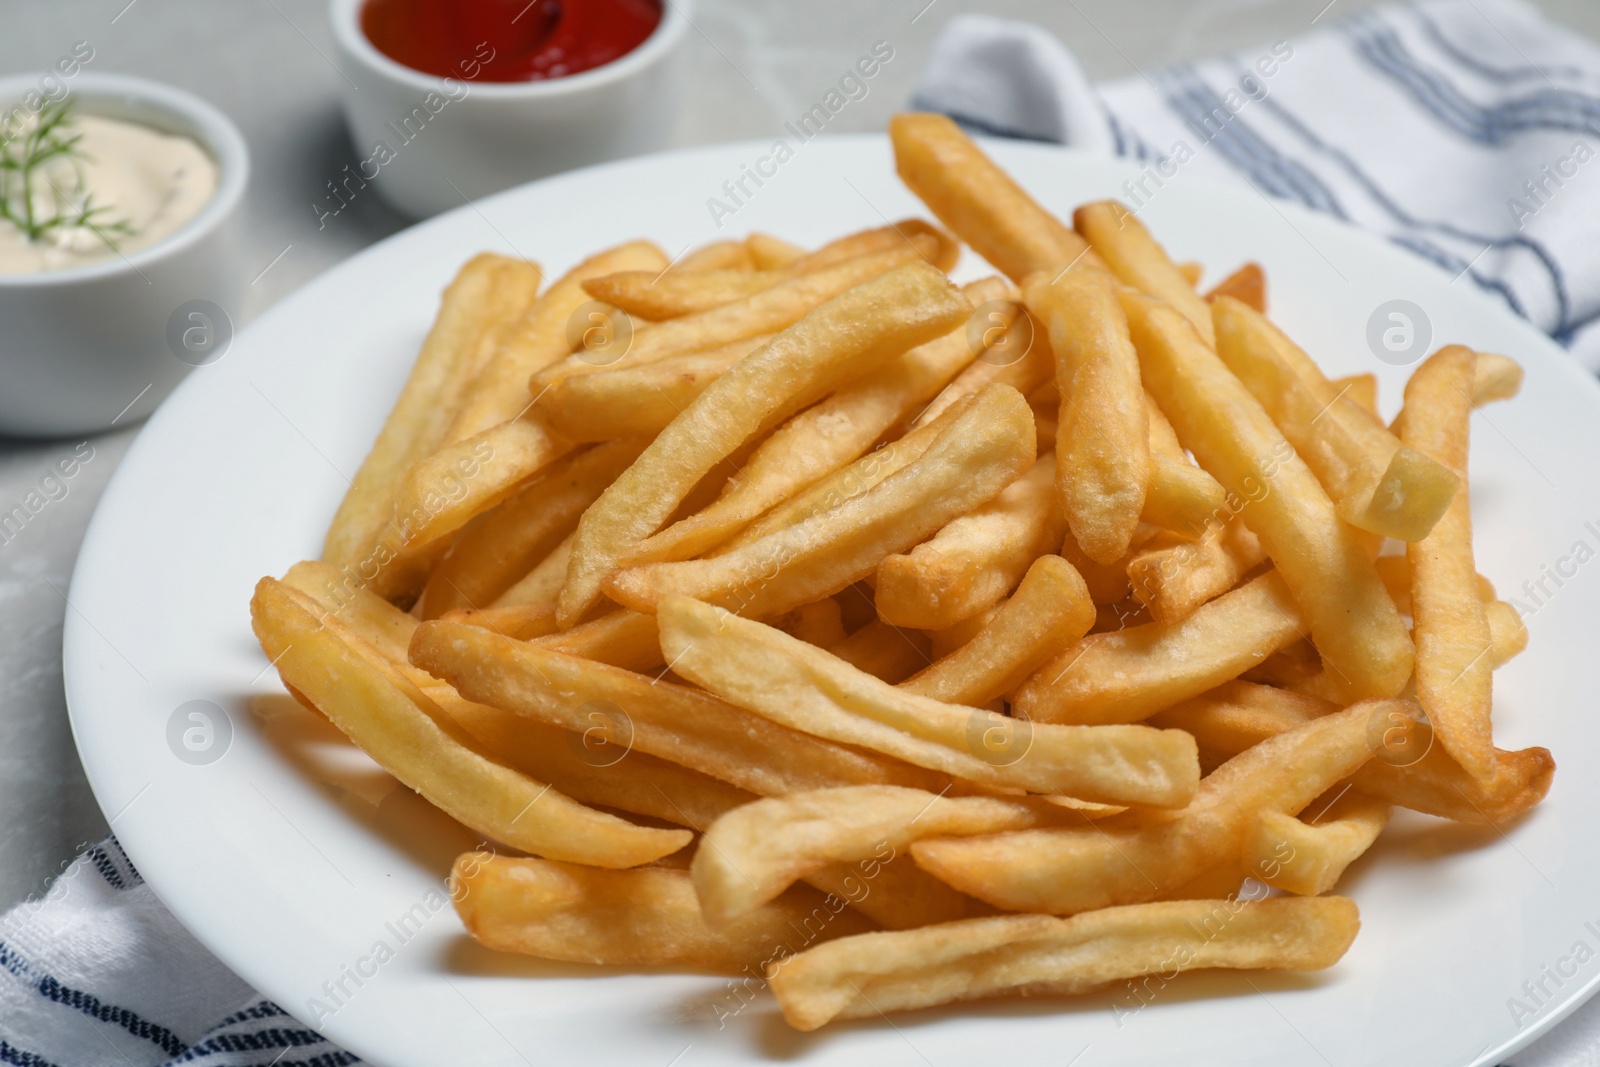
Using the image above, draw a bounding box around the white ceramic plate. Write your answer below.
[65,135,1600,1067]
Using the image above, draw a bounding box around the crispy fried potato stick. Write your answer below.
[452,854,875,972]
[875,452,1063,629]
[537,335,771,441]
[909,300,1050,430]
[419,439,646,617]
[682,239,757,272]
[1213,296,1459,542]
[745,233,803,270]
[409,619,944,795]
[693,786,1050,924]
[493,530,573,608]
[1025,268,1149,563]
[440,603,559,641]
[323,255,541,581]
[899,555,1094,706]
[1013,570,1306,725]
[530,609,663,673]
[767,896,1358,1030]
[1124,289,1411,700]
[769,598,848,648]
[826,620,931,683]
[449,242,668,440]
[1205,261,1267,313]
[605,384,1036,619]
[251,578,688,865]
[658,596,1200,806]
[911,701,1380,912]
[1331,373,1379,420]
[1149,680,1554,825]
[560,262,969,624]
[1140,392,1228,536]
[1244,792,1390,896]
[1075,201,1215,346]
[531,244,938,396]
[890,112,1103,282]
[1402,346,1496,780]
[1127,520,1266,625]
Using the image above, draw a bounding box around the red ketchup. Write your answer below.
[361,0,662,82]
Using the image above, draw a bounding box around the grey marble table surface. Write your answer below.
[1,0,1596,957]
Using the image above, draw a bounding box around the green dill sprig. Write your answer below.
[0,99,137,251]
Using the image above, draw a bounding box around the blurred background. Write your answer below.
[1,0,1596,912]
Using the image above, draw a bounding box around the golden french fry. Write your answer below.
[1140,391,1228,536]
[1176,260,1203,287]
[1402,346,1496,780]
[926,605,998,659]
[585,268,793,322]
[493,529,573,608]
[744,233,803,270]
[531,245,938,396]
[1373,553,1497,614]
[409,619,944,795]
[606,384,1036,619]
[440,602,559,641]
[890,112,1102,282]
[530,609,664,673]
[1127,521,1266,625]
[1203,261,1266,313]
[769,598,847,648]
[560,261,970,624]
[875,452,1063,629]
[452,854,875,972]
[768,896,1358,1030]
[791,219,960,274]
[251,577,688,865]
[909,299,1049,430]
[1024,267,1149,563]
[322,255,542,585]
[448,242,668,440]
[1331,373,1379,419]
[1013,570,1306,725]
[1149,680,1554,825]
[536,335,770,442]
[657,595,1200,806]
[1473,351,1524,405]
[1124,289,1412,701]
[826,619,931,683]
[1486,599,1528,666]
[1244,792,1390,896]
[911,701,1380,912]
[631,278,1008,562]
[1213,296,1459,542]
[799,854,975,931]
[419,439,646,618]
[281,558,418,666]
[693,786,1048,924]
[900,555,1094,706]
[1075,201,1215,346]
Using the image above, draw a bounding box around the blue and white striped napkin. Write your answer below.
[912,0,1600,372]
[7,2,1600,1065]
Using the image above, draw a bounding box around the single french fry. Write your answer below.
[769,598,848,649]
[560,261,970,625]
[1473,352,1524,405]
[440,602,560,641]
[910,301,1050,429]
[1402,346,1496,780]
[1212,296,1459,542]
[826,620,931,683]
[792,219,961,274]
[1204,261,1266,313]
[1075,201,1215,346]
[1331,373,1379,420]
[409,619,945,795]
[1149,679,1554,825]
[530,609,664,673]
[1373,553,1497,615]
[875,452,1063,629]
[1013,570,1306,725]
[799,854,975,931]
[1244,792,1390,896]
[1024,268,1149,563]
[1127,520,1267,625]
[452,854,875,972]
[1140,392,1229,536]
[890,112,1102,282]
[1486,599,1528,666]
[1124,290,1412,701]
[768,896,1358,1030]
[493,530,573,608]
[251,578,688,866]
[900,555,1094,706]
[419,439,647,617]
[537,335,771,441]
[693,786,1049,925]
[911,701,1380,913]
[1176,260,1203,287]
[926,606,998,659]
[606,384,1036,620]
[631,278,1009,563]
[658,596,1200,806]
[281,558,418,666]
[531,245,940,397]
[323,254,542,576]
[745,233,803,270]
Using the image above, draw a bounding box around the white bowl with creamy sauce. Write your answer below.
[0,73,248,437]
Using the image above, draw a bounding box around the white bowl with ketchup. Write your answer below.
[330,0,689,218]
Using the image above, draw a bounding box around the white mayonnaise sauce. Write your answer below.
[0,112,218,274]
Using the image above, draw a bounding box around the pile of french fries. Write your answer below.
[250,112,1554,1030]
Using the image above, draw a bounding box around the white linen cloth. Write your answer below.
[7,3,1600,1065]
[912,0,1600,371]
